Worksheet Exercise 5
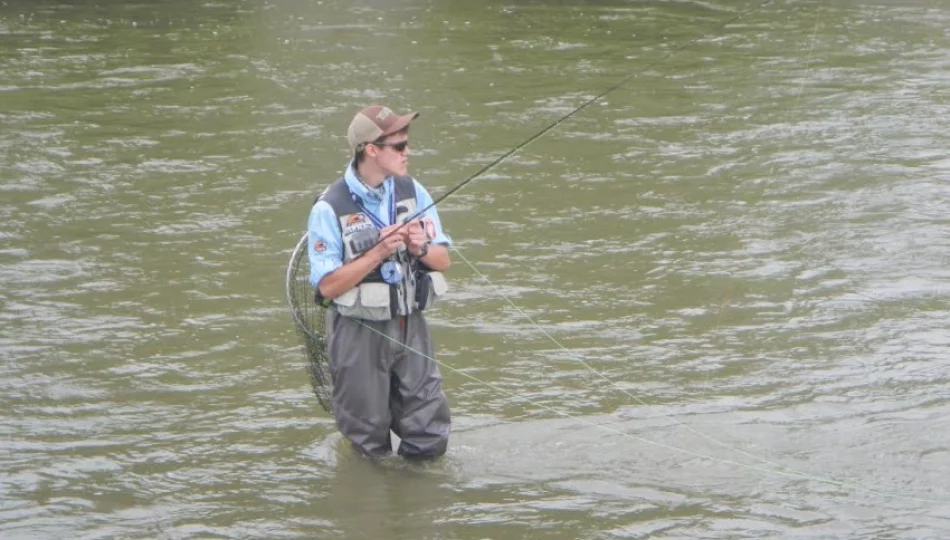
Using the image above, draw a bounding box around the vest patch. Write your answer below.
[343,220,375,235]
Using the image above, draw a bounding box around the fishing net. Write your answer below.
[286,232,333,413]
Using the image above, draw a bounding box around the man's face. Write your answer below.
[369,133,410,177]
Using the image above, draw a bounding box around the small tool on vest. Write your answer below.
[380,259,402,284]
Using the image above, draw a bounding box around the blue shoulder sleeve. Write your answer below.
[307,200,344,287]
[412,179,452,247]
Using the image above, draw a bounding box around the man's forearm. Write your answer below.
[317,251,385,300]
[418,243,451,272]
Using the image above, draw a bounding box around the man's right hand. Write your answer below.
[373,224,407,260]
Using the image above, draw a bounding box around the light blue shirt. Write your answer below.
[307,162,453,287]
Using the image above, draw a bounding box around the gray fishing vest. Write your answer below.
[317,175,447,320]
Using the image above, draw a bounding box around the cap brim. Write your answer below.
[382,111,420,137]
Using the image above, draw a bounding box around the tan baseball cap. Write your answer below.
[347,105,419,154]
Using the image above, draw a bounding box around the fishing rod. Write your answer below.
[413,0,937,508]
[291,0,781,411]
[376,0,778,240]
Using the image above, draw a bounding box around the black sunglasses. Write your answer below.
[371,140,409,152]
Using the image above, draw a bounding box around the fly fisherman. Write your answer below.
[307,105,453,459]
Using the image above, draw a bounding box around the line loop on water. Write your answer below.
[357,288,940,505]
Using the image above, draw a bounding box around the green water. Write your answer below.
[2,0,949,538]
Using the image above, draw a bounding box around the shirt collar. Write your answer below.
[344,160,390,203]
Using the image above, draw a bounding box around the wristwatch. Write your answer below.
[417,242,429,258]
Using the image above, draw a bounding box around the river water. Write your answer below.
[2,0,949,538]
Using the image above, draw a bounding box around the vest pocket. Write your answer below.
[347,282,393,321]
[332,282,392,321]
[429,272,448,296]
[359,282,391,308]
[333,287,359,307]
[415,271,447,311]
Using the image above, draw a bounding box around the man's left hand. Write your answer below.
[406,220,428,256]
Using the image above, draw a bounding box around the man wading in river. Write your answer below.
[306,105,453,459]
